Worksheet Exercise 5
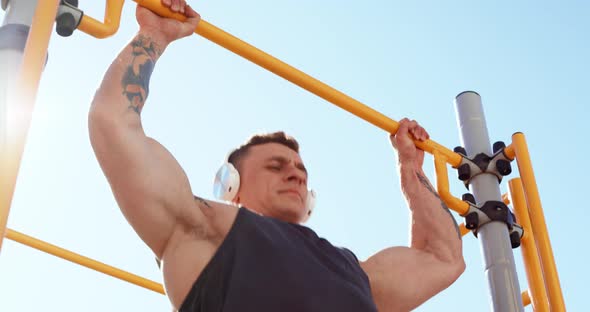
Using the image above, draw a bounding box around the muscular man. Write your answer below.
[88,1,465,311]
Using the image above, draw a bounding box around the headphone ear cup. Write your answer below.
[301,189,316,223]
[213,163,240,202]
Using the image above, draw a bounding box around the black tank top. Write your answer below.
[179,207,377,312]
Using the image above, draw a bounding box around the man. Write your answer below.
[88,1,465,311]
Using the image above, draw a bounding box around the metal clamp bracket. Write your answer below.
[454,141,513,188]
[55,0,83,37]
[462,194,524,248]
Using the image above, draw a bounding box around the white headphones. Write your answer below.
[213,161,317,223]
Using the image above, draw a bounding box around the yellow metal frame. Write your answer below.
[433,151,470,216]
[77,0,125,38]
[453,142,566,311]
[0,0,61,251]
[0,0,565,310]
[512,133,566,311]
[6,229,164,294]
[508,178,549,312]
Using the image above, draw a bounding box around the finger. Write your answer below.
[410,122,421,141]
[415,124,430,141]
[179,0,185,14]
[171,0,180,12]
[183,6,201,30]
[162,0,171,7]
[393,118,410,146]
[393,118,406,139]
[393,118,419,163]
[397,118,410,132]
[406,119,423,141]
[412,127,421,141]
[415,126,426,141]
[397,118,410,137]
[420,128,428,141]
[185,4,200,19]
[389,133,397,149]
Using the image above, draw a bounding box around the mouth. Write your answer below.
[279,190,303,202]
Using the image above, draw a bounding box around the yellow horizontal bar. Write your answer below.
[512,133,565,311]
[122,0,464,167]
[504,143,515,160]
[5,228,165,295]
[77,0,125,38]
[194,19,463,166]
[0,0,61,252]
[509,178,549,312]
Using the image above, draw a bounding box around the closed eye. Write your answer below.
[267,165,281,172]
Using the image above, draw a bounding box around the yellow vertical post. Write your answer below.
[508,178,549,312]
[512,133,566,311]
[0,0,61,251]
[432,151,470,215]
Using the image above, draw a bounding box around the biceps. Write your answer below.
[90,122,198,255]
[361,247,460,311]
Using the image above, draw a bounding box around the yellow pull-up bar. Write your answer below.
[78,0,463,168]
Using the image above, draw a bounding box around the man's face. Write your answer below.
[235,143,308,223]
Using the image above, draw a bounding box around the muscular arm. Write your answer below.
[405,167,461,260]
[88,5,202,259]
[361,120,465,311]
[89,30,204,258]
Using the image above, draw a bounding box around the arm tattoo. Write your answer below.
[121,35,162,115]
[194,196,213,209]
[415,171,461,239]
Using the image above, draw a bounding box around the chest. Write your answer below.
[220,219,375,311]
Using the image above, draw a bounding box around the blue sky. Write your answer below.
[1,1,588,311]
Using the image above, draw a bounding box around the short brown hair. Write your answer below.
[228,131,299,171]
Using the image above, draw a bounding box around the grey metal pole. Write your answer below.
[0,0,40,156]
[455,91,523,312]
[2,0,38,25]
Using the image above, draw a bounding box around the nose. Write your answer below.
[284,164,306,185]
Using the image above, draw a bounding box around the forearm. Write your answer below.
[90,30,168,127]
[399,163,462,263]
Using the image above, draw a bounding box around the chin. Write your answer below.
[274,203,305,223]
